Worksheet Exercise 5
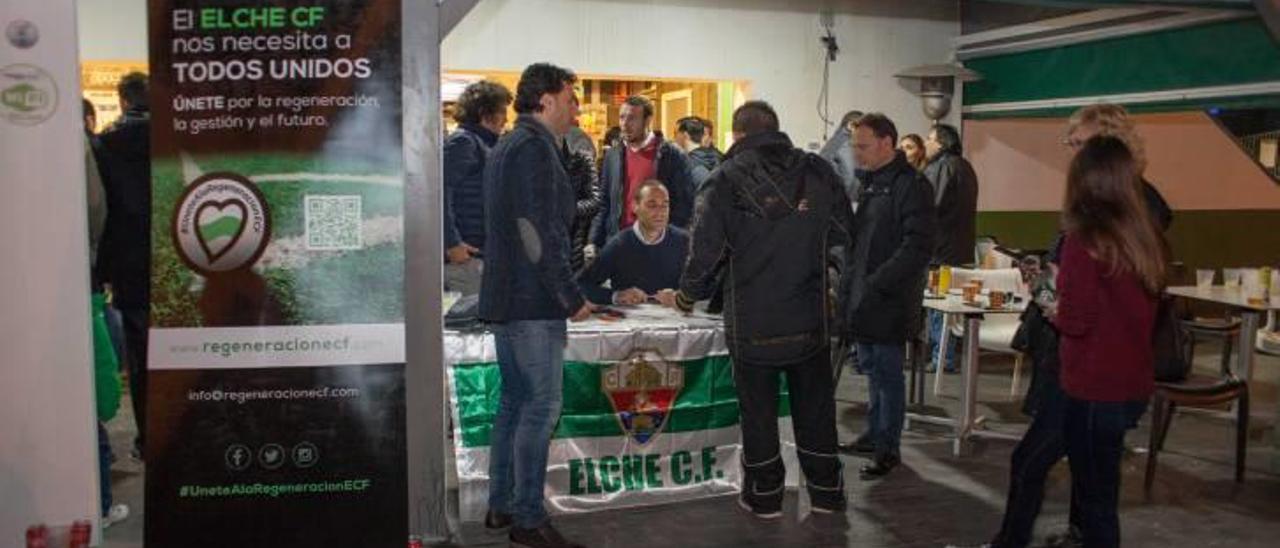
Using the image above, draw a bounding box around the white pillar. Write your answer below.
[0,0,102,544]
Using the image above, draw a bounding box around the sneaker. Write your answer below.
[484,509,513,531]
[737,495,783,520]
[509,522,584,548]
[102,503,130,529]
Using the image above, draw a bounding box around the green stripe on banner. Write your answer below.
[963,18,1280,107]
[452,357,790,448]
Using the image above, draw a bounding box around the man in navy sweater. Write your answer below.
[577,180,689,305]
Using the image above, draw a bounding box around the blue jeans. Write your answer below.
[1063,397,1146,548]
[858,342,906,459]
[98,421,112,516]
[487,319,567,529]
[927,310,958,372]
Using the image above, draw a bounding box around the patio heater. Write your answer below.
[894,64,982,125]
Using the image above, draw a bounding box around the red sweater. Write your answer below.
[621,137,658,228]
[1055,235,1156,402]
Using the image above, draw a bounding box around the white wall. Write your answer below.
[966,112,1280,211]
[76,0,148,61]
[443,0,960,147]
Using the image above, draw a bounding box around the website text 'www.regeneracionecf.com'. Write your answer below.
[178,479,373,499]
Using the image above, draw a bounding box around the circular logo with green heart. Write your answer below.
[172,172,271,276]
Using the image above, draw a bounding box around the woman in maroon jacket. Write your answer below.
[952,136,1167,548]
[1053,135,1167,547]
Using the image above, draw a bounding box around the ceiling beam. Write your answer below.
[440,0,479,39]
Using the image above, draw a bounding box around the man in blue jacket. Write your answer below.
[589,95,696,255]
[443,80,511,295]
[477,63,592,548]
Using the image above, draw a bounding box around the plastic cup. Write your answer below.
[1195,269,1214,289]
[1223,268,1243,288]
[1243,273,1265,305]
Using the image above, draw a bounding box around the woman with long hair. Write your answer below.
[899,133,927,171]
[951,136,1167,548]
[1054,134,1166,547]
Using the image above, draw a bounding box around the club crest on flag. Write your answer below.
[602,350,683,445]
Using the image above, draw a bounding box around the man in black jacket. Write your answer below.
[922,123,979,373]
[477,63,591,548]
[562,125,601,272]
[674,116,720,188]
[589,95,696,252]
[838,113,937,480]
[922,123,978,267]
[667,101,854,518]
[95,71,151,458]
[444,80,511,295]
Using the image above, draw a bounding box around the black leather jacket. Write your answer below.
[678,131,855,366]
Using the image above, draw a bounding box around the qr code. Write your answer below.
[305,195,362,250]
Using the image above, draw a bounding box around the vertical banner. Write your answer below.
[145,2,406,547]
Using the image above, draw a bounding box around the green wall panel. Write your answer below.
[977,210,1280,278]
[964,18,1280,107]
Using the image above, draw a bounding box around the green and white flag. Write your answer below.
[446,309,800,519]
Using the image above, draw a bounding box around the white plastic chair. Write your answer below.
[934,267,1028,400]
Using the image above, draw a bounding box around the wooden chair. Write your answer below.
[1144,374,1249,498]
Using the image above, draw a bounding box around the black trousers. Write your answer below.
[734,349,844,510]
[119,306,148,453]
[993,379,1145,548]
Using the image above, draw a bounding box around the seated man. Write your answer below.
[577,180,689,305]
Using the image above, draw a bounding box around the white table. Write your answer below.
[1166,286,1280,470]
[910,294,1026,456]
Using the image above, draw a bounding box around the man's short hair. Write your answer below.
[117,72,148,110]
[732,100,779,136]
[453,80,512,125]
[514,63,577,115]
[631,179,668,203]
[853,112,897,144]
[82,98,95,118]
[839,110,864,129]
[676,116,706,143]
[623,95,654,119]
[931,123,962,155]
